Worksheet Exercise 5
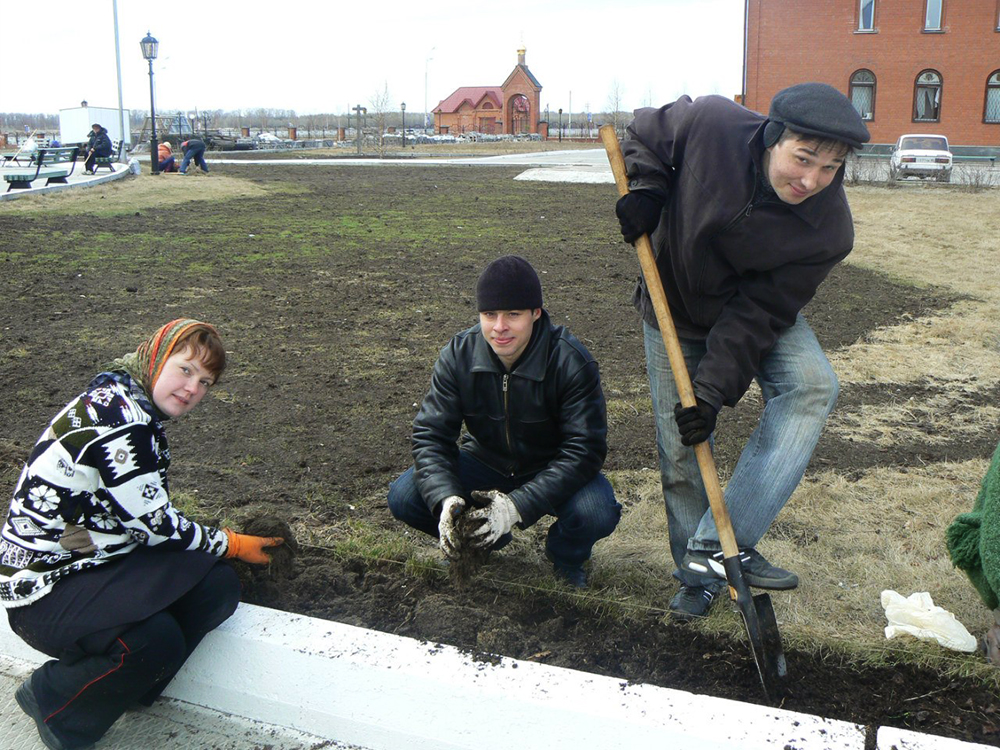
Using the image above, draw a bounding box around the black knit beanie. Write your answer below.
[476,255,543,311]
[763,82,870,149]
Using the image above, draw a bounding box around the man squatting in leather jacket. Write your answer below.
[388,255,621,588]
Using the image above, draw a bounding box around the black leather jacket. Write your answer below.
[411,311,607,527]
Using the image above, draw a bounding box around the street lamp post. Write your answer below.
[401,102,406,149]
[140,31,159,174]
[558,108,563,143]
[424,47,435,133]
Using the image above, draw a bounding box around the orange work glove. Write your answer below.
[223,528,284,564]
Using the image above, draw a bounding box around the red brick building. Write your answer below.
[743,0,1000,148]
[434,48,542,135]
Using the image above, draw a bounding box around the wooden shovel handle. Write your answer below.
[599,125,739,560]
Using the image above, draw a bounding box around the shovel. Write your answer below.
[600,124,788,702]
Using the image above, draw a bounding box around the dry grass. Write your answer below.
[0,171,276,215]
[827,187,1000,387]
[584,183,1000,679]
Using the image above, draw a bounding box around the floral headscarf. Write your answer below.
[109,319,219,394]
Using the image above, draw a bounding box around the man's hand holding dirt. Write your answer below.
[464,490,521,549]
[673,399,718,446]
[437,496,466,559]
[615,191,662,243]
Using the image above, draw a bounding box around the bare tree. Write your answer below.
[369,82,392,157]
[605,80,627,138]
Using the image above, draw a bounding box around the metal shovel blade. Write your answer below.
[724,554,788,701]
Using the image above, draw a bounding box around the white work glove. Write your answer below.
[464,490,521,550]
[437,496,466,559]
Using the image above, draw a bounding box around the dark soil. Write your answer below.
[1,164,997,744]
[231,515,298,605]
[448,498,493,587]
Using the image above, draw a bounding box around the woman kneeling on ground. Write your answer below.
[0,319,283,750]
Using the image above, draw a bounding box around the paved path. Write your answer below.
[0,658,348,750]
[208,149,615,183]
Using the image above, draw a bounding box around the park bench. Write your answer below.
[91,140,123,172]
[1,139,55,166]
[1,150,36,167]
[2,147,80,191]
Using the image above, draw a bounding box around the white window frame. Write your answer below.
[985,71,1000,123]
[924,0,943,30]
[913,70,943,123]
[858,0,876,31]
[849,70,876,121]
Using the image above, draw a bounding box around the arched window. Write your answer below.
[850,70,876,120]
[986,71,1000,123]
[913,70,942,122]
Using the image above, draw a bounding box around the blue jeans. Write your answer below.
[388,452,621,566]
[180,146,208,173]
[644,315,838,588]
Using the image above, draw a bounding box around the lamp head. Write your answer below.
[140,31,159,61]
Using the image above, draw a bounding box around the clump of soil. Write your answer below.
[232,515,299,604]
[448,507,491,587]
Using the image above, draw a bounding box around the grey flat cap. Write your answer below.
[765,82,870,149]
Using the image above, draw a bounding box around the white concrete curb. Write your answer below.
[0,160,132,201]
[877,727,996,749]
[2,601,988,750]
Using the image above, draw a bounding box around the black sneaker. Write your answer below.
[545,549,588,588]
[15,673,93,750]
[681,547,799,590]
[669,584,717,623]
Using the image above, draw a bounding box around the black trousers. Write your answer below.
[8,552,239,748]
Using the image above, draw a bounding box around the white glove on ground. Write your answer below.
[465,490,521,550]
[437,496,466,559]
[881,589,977,653]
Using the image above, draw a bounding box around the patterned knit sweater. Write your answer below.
[0,372,228,608]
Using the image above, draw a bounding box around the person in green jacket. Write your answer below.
[947,440,1000,665]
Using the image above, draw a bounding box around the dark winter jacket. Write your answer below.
[182,138,206,154]
[411,311,607,527]
[87,127,112,157]
[622,95,855,410]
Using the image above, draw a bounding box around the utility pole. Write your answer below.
[424,47,435,133]
[352,104,367,155]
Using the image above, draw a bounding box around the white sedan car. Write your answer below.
[890,134,952,182]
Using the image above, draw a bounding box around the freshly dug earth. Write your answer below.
[232,515,298,606]
[448,498,493,587]
[0,164,997,744]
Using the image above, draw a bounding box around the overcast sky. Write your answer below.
[1,0,746,120]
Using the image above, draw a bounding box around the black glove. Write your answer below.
[615,192,662,244]
[673,399,718,446]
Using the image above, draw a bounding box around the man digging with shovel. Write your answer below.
[614,83,869,622]
[388,255,621,588]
